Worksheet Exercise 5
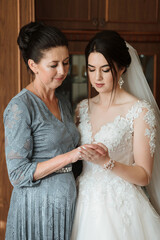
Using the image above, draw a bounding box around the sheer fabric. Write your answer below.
[71,99,160,240]
[123,43,160,214]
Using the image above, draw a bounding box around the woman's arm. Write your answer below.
[33,143,106,181]
[79,107,156,186]
[4,99,106,185]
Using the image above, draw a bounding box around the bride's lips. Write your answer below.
[54,77,64,81]
[95,83,104,88]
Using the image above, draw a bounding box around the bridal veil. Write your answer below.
[123,43,160,215]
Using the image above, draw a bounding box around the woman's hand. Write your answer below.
[66,143,108,165]
[78,143,109,166]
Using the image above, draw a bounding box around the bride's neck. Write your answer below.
[97,88,123,107]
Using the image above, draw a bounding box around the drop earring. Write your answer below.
[118,77,124,89]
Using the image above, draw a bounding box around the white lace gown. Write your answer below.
[71,99,160,240]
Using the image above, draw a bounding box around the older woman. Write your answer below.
[3,22,105,240]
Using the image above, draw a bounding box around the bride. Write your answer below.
[71,30,160,239]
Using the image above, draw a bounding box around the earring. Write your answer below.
[118,77,124,89]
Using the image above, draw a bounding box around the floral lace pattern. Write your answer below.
[3,89,80,240]
[76,99,157,232]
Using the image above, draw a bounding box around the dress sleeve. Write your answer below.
[133,101,157,158]
[3,99,40,187]
[74,99,88,126]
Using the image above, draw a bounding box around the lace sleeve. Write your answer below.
[3,99,40,187]
[74,99,89,127]
[74,103,80,127]
[133,101,157,158]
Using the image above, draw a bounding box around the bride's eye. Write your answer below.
[88,67,95,72]
[102,68,110,73]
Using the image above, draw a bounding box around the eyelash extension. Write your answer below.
[88,68,110,73]
[51,62,69,68]
[88,68,95,72]
[63,61,69,66]
[103,68,110,72]
[51,65,57,68]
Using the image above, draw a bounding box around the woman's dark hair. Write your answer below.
[85,30,131,91]
[17,21,68,73]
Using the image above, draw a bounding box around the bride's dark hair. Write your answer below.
[85,30,131,92]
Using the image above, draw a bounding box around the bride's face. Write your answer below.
[88,52,113,93]
[88,52,123,94]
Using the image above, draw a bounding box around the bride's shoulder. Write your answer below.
[75,99,89,115]
[78,98,88,108]
[122,91,152,110]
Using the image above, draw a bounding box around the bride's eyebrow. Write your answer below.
[88,64,110,68]
[88,64,95,67]
[101,64,110,68]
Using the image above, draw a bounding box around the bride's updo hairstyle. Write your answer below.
[17,21,68,74]
[85,30,131,91]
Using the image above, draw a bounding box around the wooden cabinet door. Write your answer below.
[0,1,34,239]
[99,0,160,31]
[36,0,99,30]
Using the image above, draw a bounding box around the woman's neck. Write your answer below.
[32,80,56,102]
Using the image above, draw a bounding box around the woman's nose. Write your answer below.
[96,70,102,81]
[57,63,65,75]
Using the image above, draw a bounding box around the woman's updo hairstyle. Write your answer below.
[17,21,68,73]
[85,30,131,90]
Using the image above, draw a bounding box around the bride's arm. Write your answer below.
[111,107,156,186]
[79,107,156,186]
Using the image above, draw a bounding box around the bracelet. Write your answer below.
[104,159,115,170]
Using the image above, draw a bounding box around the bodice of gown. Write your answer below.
[77,99,156,206]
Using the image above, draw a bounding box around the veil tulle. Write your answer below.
[123,43,160,215]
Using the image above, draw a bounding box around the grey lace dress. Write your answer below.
[3,89,80,240]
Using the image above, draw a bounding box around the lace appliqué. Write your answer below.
[78,99,92,144]
[144,108,156,157]
[76,99,157,235]
[126,100,156,157]
[5,104,23,129]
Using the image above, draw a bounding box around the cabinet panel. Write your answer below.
[98,0,160,31]
[36,0,99,29]
[36,0,160,31]
[106,0,158,23]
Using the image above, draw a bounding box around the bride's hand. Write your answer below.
[78,143,109,166]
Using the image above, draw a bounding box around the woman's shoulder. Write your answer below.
[3,89,32,120]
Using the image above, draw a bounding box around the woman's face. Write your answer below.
[88,52,121,93]
[33,46,69,89]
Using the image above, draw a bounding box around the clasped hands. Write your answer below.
[78,143,109,166]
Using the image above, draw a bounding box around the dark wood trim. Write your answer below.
[63,30,160,43]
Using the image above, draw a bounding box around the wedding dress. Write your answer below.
[71,44,160,240]
[71,99,160,240]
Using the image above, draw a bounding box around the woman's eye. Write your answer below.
[103,68,110,73]
[63,61,69,66]
[88,68,95,72]
[51,64,57,68]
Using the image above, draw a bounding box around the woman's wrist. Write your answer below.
[103,158,115,170]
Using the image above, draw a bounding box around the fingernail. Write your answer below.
[82,146,86,149]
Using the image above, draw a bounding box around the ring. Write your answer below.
[78,151,82,159]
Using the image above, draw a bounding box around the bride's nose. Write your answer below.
[96,69,103,81]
